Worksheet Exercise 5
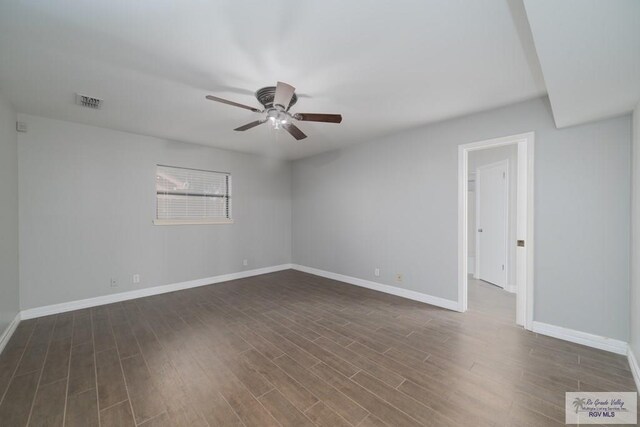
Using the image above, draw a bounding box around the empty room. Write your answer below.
[1,1,639,426]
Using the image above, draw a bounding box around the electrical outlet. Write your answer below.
[132,274,140,284]
[16,121,27,133]
[110,278,118,288]
[243,259,248,267]
[374,268,380,277]
[395,273,403,283]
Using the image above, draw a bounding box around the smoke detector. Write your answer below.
[75,93,103,109]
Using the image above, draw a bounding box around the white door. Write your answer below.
[476,161,508,288]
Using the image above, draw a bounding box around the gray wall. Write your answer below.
[631,100,640,358]
[0,92,19,336]
[11,97,635,345]
[468,145,518,289]
[292,97,631,341]
[18,115,292,310]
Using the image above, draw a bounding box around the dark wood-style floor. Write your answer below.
[0,270,637,426]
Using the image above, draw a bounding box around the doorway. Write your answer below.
[457,132,534,329]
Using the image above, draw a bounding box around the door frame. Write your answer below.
[457,132,534,330]
[475,159,509,289]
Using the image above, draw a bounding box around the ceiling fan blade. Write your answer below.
[273,81,296,109]
[282,123,307,140]
[234,120,266,131]
[294,113,342,123]
[206,95,261,113]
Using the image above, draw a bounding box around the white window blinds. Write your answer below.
[155,165,232,225]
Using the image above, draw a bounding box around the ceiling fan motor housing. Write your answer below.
[255,86,298,110]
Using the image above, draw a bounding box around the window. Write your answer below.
[154,165,232,225]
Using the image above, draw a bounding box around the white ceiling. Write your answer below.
[524,0,640,128]
[0,0,547,159]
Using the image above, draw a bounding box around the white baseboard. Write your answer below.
[0,312,21,355]
[505,285,517,294]
[628,348,640,392]
[468,256,475,275]
[291,264,460,312]
[532,321,628,355]
[20,264,293,320]
[10,262,637,376]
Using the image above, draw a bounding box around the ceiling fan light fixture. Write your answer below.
[266,109,289,129]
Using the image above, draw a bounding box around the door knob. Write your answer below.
[478,228,483,233]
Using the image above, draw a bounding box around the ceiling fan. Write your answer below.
[206,81,342,140]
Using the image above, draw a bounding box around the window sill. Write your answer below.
[153,219,234,226]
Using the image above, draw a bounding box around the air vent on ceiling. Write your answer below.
[75,93,103,109]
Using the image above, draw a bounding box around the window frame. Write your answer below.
[153,164,234,226]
